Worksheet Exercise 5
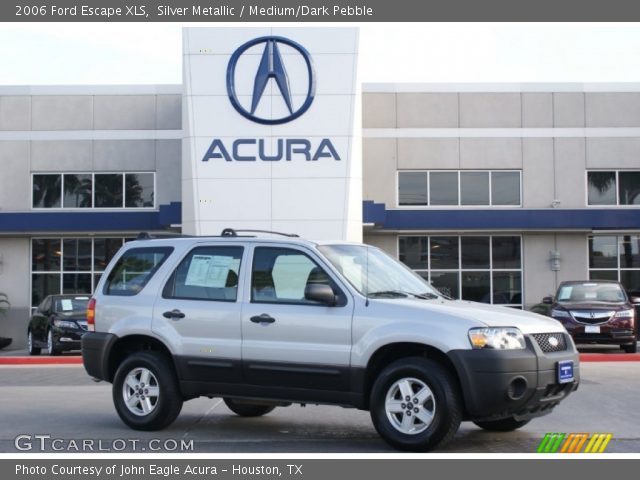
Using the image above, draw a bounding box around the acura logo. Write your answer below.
[226,36,316,125]
[590,312,596,319]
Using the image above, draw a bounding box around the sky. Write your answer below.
[0,23,639,85]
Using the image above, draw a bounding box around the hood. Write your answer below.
[378,297,566,335]
[553,301,630,311]
[57,312,88,322]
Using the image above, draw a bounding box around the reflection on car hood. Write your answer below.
[384,297,566,335]
[57,312,88,321]
[554,302,630,311]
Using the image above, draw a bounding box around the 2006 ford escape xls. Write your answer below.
[82,229,579,452]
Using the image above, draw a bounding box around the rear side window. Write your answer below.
[163,246,243,302]
[103,247,173,296]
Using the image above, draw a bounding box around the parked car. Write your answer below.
[27,294,90,355]
[628,289,640,336]
[536,280,637,353]
[82,229,579,452]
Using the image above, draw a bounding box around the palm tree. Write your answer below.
[589,172,616,194]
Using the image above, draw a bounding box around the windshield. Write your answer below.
[317,244,441,299]
[556,283,627,304]
[53,296,90,314]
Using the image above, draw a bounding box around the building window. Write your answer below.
[94,174,124,208]
[398,170,521,207]
[587,171,640,206]
[32,172,155,209]
[30,237,133,306]
[32,174,62,208]
[589,234,640,291]
[398,172,429,206]
[399,235,523,308]
[63,174,93,208]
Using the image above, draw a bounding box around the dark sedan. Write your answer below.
[538,280,637,353]
[27,295,90,355]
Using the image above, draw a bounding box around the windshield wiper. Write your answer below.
[367,290,438,300]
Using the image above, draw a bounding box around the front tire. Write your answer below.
[622,342,637,354]
[46,330,59,356]
[223,398,276,417]
[473,417,531,432]
[112,351,183,431]
[27,330,41,356]
[369,357,462,452]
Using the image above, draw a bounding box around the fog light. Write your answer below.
[507,376,528,401]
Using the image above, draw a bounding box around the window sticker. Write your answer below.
[185,255,233,288]
[60,299,74,311]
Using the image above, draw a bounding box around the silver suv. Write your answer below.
[82,229,579,452]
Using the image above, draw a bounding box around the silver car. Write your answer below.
[82,229,579,452]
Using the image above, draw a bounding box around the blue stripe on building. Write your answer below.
[0,202,181,233]
[363,201,640,231]
[2,201,638,233]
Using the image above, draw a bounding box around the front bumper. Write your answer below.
[556,316,636,345]
[565,325,636,345]
[52,327,87,350]
[448,334,580,421]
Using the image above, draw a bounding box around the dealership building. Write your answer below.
[1,27,639,348]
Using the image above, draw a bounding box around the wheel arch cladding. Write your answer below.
[107,335,176,382]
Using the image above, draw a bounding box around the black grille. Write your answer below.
[532,333,567,353]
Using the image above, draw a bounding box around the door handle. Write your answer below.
[163,309,185,320]
[250,314,276,324]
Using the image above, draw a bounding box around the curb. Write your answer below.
[0,356,82,365]
[579,353,640,362]
[0,354,639,366]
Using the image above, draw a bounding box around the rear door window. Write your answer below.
[103,247,173,296]
[163,246,243,302]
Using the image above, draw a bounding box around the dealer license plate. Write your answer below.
[585,325,600,334]
[557,360,574,384]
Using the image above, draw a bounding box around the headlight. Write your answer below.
[614,309,635,319]
[53,319,77,329]
[468,327,526,350]
[550,309,571,318]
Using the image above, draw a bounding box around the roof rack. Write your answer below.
[135,232,196,240]
[220,228,299,238]
[134,229,300,240]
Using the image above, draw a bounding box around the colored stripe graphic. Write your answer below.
[585,433,613,453]
[560,433,588,453]
[537,433,565,453]
[539,433,613,453]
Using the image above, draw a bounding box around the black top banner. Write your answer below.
[6,0,640,21]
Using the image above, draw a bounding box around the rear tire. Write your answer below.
[112,351,183,431]
[622,342,637,354]
[223,398,276,417]
[27,330,41,356]
[473,417,531,432]
[369,357,462,452]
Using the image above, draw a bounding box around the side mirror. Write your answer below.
[304,284,337,306]
[542,296,554,305]
[630,297,640,305]
[31,307,38,315]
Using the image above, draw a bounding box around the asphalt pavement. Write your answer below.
[0,362,638,453]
